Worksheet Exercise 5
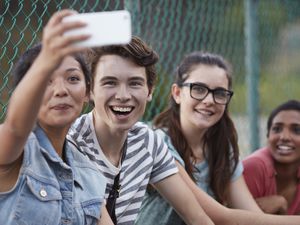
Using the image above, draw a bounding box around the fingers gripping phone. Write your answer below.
[63,10,132,47]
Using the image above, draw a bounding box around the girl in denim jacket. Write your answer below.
[0,10,112,225]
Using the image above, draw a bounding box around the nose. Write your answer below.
[53,79,68,97]
[115,85,131,101]
[201,91,214,104]
[279,128,291,141]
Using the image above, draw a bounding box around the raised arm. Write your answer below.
[0,10,88,165]
[175,161,300,225]
[153,173,214,225]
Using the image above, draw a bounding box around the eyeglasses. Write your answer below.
[181,82,233,105]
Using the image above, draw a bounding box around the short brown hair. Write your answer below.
[87,36,159,92]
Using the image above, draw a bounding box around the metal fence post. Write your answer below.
[244,0,260,151]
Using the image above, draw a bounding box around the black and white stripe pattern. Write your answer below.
[68,112,178,224]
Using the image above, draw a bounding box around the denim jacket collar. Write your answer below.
[33,125,83,189]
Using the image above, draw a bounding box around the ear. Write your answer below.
[84,91,90,103]
[171,83,181,104]
[147,87,154,102]
[84,95,89,103]
[89,90,95,103]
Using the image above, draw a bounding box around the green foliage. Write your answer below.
[260,74,300,115]
[230,74,300,116]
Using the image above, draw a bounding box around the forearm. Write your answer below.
[193,190,300,225]
[225,208,300,225]
[154,174,214,225]
[98,205,114,225]
[0,57,53,164]
[255,195,288,214]
[6,56,53,137]
[227,176,263,213]
[174,197,214,225]
[176,162,300,225]
[190,178,300,225]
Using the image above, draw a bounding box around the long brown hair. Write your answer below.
[154,52,239,203]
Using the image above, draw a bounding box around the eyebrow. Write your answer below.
[128,76,146,82]
[272,122,300,126]
[66,68,82,72]
[100,76,146,82]
[193,82,228,90]
[100,76,118,82]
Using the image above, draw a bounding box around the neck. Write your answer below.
[93,111,128,166]
[41,125,69,158]
[274,161,299,181]
[180,120,206,161]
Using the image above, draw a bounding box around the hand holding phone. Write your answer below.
[63,10,131,47]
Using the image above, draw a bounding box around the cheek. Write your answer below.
[296,136,300,145]
[74,87,88,103]
[133,88,150,101]
[267,134,278,147]
[217,106,226,118]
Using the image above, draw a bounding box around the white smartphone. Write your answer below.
[63,10,131,47]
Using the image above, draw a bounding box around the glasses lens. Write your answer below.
[214,89,231,104]
[191,84,208,100]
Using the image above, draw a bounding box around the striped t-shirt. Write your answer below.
[68,112,178,225]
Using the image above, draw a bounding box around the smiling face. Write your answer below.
[268,110,300,165]
[172,64,229,133]
[91,54,152,133]
[37,56,88,130]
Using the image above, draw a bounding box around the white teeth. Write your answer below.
[112,106,132,112]
[197,110,213,116]
[277,145,293,150]
[276,145,294,155]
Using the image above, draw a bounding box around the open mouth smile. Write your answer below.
[111,106,134,116]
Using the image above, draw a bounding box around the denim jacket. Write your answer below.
[0,126,106,225]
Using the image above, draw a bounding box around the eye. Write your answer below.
[68,75,80,83]
[292,125,300,135]
[214,89,229,98]
[270,125,282,133]
[130,81,143,87]
[102,80,117,86]
[192,84,207,94]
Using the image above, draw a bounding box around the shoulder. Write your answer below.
[243,147,273,167]
[243,147,275,177]
[67,113,102,160]
[129,121,151,136]
[68,112,94,147]
[69,113,92,136]
[127,122,170,156]
[128,122,161,147]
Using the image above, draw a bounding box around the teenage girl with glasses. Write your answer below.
[137,51,300,225]
[136,51,263,224]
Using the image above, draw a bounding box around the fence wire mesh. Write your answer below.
[1,0,300,154]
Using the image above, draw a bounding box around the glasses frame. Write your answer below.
[181,82,233,105]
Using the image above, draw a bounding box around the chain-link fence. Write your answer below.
[1,0,300,155]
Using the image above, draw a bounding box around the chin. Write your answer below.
[53,118,74,127]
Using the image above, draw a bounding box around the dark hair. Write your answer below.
[87,36,159,92]
[267,100,300,137]
[12,43,91,93]
[154,51,238,203]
